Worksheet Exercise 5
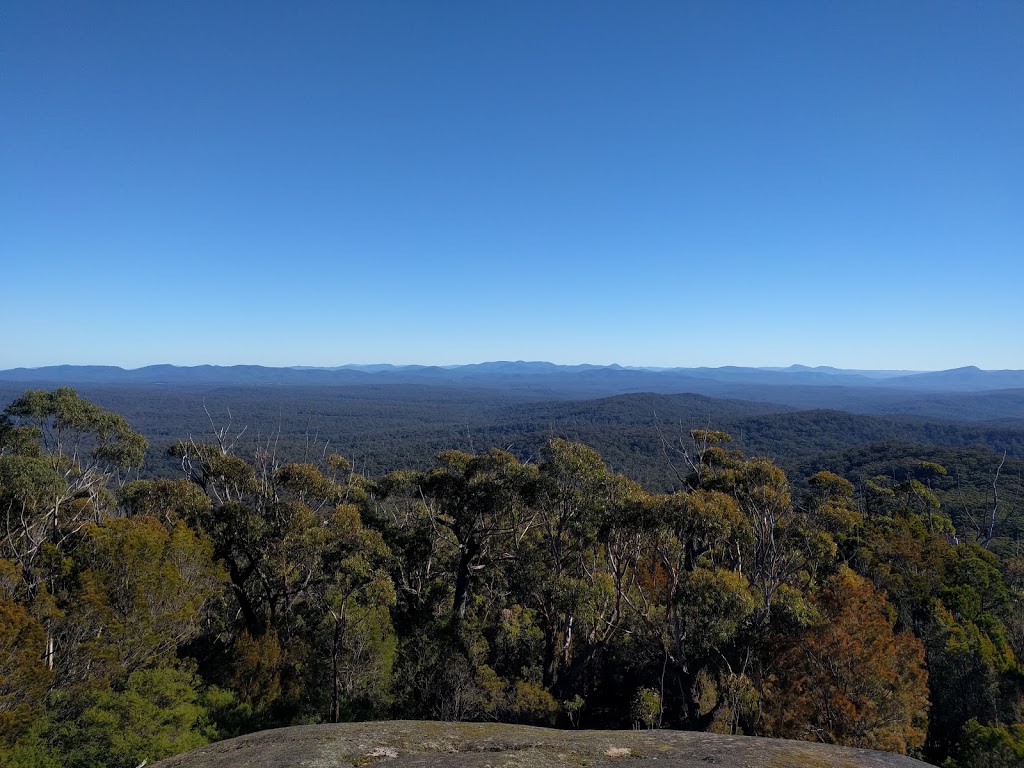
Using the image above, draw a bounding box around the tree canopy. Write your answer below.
[2,390,1022,768]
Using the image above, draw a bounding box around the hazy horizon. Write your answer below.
[5,359,1002,375]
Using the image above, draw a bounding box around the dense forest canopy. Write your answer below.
[2,378,1022,490]
[2,388,1023,767]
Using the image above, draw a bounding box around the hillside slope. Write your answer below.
[152,721,930,768]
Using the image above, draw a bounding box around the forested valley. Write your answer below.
[3,387,1024,767]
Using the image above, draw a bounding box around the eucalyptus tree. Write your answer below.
[632,489,753,728]
[1,388,147,599]
[416,448,540,624]
[169,437,395,722]
[512,439,654,696]
[0,388,147,681]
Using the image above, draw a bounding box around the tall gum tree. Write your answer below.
[416,449,539,625]
[170,439,395,723]
[1,388,147,597]
[0,388,146,675]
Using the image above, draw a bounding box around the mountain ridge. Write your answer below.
[3,361,1021,392]
[3,363,1023,425]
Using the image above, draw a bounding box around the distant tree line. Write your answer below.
[2,389,1023,767]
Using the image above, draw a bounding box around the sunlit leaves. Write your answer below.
[71,517,224,682]
[0,592,51,743]
[4,388,147,469]
[53,668,218,768]
[677,568,754,656]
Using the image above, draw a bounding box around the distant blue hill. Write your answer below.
[3,363,1024,436]
[883,366,1024,391]
[2,363,1023,418]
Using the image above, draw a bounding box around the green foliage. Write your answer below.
[316,602,397,721]
[0,594,51,743]
[506,680,560,726]
[118,478,212,524]
[0,389,148,609]
[949,719,1024,768]
[0,456,66,514]
[229,631,284,719]
[3,387,1024,766]
[0,722,63,768]
[50,668,217,768]
[563,694,584,728]
[631,687,661,729]
[72,517,224,681]
[677,568,754,655]
[3,388,146,469]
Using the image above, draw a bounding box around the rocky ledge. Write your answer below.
[152,720,932,768]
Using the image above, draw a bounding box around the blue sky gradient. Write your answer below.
[3,1,1022,369]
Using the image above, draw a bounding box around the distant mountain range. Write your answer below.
[2,363,1022,482]
[1,362,1022,395]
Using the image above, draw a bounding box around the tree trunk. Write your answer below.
[331,617,341,723]
[452,541,478,622]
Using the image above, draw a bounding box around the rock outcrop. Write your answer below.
[152,721,932,768]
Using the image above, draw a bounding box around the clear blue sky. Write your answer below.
[3,1,1021,370]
